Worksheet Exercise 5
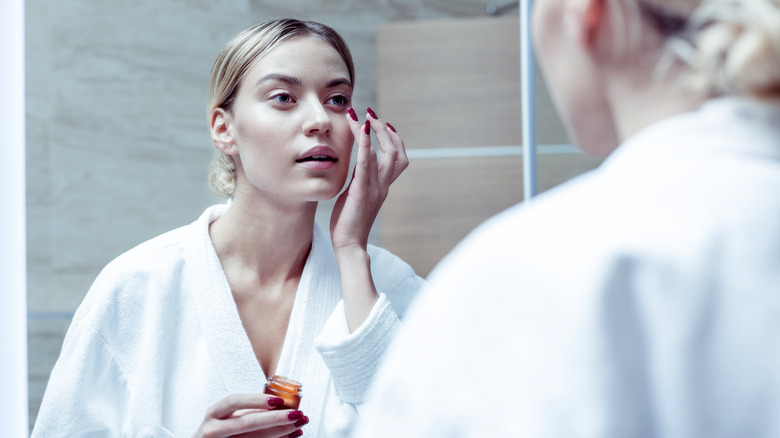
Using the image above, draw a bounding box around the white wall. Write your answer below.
[1,0,29,436]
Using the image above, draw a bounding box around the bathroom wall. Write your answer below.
[376,17,604,276]
[26,0,578,431]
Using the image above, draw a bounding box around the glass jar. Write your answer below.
[263,375,302,410]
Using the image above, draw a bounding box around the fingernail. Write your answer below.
[294,416,309,427]
[364,120,370,135]
[367,107,378,119]
[386,122,397,133]
[288,430,304,438]
[288,410,304,420]
[348,107,358,121]
[268,397,284,407]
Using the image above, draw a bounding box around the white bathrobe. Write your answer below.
[32,204,424,438]
[355,97,780,438]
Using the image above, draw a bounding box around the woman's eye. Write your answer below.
[271,93,294,104]
[328,95,350,106]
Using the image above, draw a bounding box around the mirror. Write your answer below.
[26,0,596,431]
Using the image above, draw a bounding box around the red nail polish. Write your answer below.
[294,416,309,427]
[288,430,304,438]
[386,122,397,133]
[348,107,358,121]
[288,410,304,420]
[268,397,284,407]
[367,107,378,119]
[364,120,371,135]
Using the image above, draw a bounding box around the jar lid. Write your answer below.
[267,375,302,394]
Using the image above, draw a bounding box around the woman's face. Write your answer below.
[532,0,620,155]
[225,36,354,202]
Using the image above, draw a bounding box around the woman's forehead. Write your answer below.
[249,36,349,79]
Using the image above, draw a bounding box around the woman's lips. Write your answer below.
[296,146,338,169]
[297,158,337,170]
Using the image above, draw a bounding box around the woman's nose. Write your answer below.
[302,99,331,135]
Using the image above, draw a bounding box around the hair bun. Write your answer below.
[680,0,780,98]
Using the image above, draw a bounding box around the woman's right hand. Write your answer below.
[193,394,309,438]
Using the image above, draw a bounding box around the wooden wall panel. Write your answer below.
[382,153,604,277]
[377,16,570,149]
[377,17,601,277]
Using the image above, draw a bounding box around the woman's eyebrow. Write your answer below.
[256,73,302,87]
[326,78,353,89]
[255,74,352,90]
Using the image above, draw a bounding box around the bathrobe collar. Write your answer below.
[185,204,341,396]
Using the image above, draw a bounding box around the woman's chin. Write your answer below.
[305,185,344,202]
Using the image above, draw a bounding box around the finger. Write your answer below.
[365,108,398,185]
[365,108,395,156]
[345,107,363,140]
[359,117,379,190]
[223,410,306,437]
[384,122,409,182]
[368,139,379,192]
[353,120,372,187]
[235,415,309,438]
[366,109,408,186]
[207,394,286,420]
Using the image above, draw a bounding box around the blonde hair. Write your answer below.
[206,19,356,198]
[617,0,780,99]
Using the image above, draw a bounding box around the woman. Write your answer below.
[33,19,423,438]
[356,0,780,436]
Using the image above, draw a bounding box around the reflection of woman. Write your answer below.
[357,0,780,436]
[33,19,423,438]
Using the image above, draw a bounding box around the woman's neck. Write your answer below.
[209,191,318,287]
[608,60,706,144]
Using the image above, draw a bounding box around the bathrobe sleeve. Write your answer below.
[315,294,400,404]
[32,225,190,438]
[314,246,425,405]
[32,316,131,438]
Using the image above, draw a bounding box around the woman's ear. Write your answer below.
[565,0,608,49]
[583,0,608,48]
[210,108,238,155]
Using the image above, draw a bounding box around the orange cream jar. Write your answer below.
[263,375,302,410]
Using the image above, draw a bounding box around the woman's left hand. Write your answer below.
[329,108,408,252]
